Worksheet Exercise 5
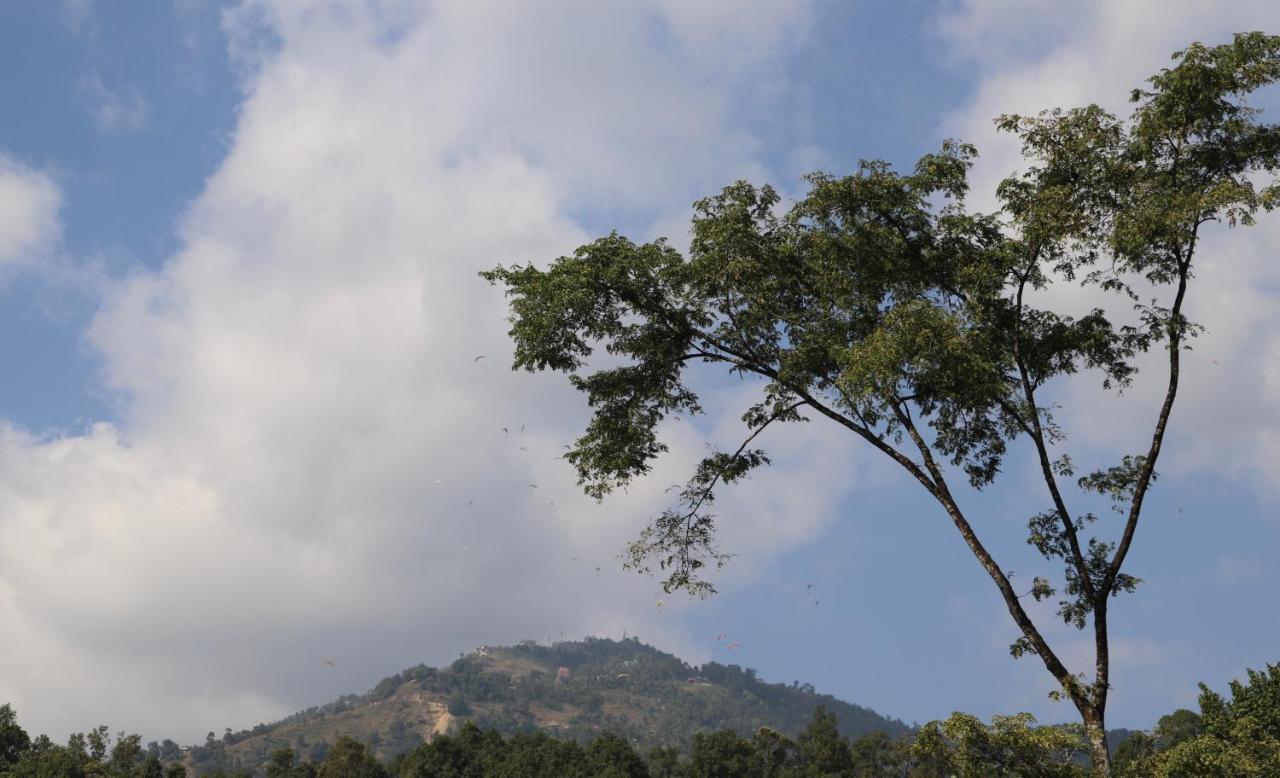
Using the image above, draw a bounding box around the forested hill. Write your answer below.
[194,636,908,774]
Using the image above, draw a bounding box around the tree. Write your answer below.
[1112,732,1155,776]
[1128,662,1280,776]
[586,732,650,778]
[1152,709,1203,751]
[794,706,854,776]
[141,754,166,778]
[315,737,385,778]
[267,747,317,778]
[484,32,1280,776]
[109,732,143,773]
[749,727,798,777]
[0,705,30,768]
[910,712,1088,777]
[848,730,908,777]
[646,745,682,778]
[686,730,755,778]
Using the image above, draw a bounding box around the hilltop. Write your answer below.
[188,637,908,774]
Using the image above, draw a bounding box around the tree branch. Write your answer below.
[888,400,1085,709]
[1102,226,1198,596]
[1011,254,1096,601]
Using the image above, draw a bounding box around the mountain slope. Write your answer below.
[191,637,908,774]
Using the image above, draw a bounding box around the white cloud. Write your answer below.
[0,0,830,742]
[80,73,150,135]
[0,155,61,272]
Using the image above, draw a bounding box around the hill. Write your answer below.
[188,636,909,774]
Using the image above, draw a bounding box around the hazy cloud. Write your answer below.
[80,73,151,134]
[59,0,97,38]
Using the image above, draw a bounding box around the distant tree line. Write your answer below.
[1,660,1277,776]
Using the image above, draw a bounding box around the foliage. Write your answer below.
[1119,662,1280,777]
[910,712,1088,777]
[0,706,29,769]
[484,31,1280,774]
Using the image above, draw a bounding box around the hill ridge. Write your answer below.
[186,636,908,774]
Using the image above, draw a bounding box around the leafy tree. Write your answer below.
[1112,731,1155,775]
[267,746,316,778]
[141,754,165,778]
[1134,662,1280,776]
[586,732,650,778]
[911,712,1088,777]
[316,736,385,777]
[1152,709,1202,751]
[484,32,1280,775]
[794,706,854,775]
[686,730,755,778]
[749,727,798,777]
[0,706,29,769]
[646,745,682,778]
[109,732,143,773]
[848,730,909,777]
[86,725,109,762]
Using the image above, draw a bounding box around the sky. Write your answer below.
[0,0,1279,746]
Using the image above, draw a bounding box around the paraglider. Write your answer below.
[725,643,742,651]
[322,660,336,668]
[473,355,486,362]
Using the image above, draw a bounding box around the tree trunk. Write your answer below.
[1083,710,1111,777]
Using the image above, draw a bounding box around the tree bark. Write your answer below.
[1083,707,1111,777]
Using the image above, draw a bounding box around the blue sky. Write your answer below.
[1,0,1279,745]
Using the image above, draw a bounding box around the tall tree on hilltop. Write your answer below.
[484,33,1280,776]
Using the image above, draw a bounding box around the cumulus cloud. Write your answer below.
[0,155,61,272]
[0,0,838,742]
